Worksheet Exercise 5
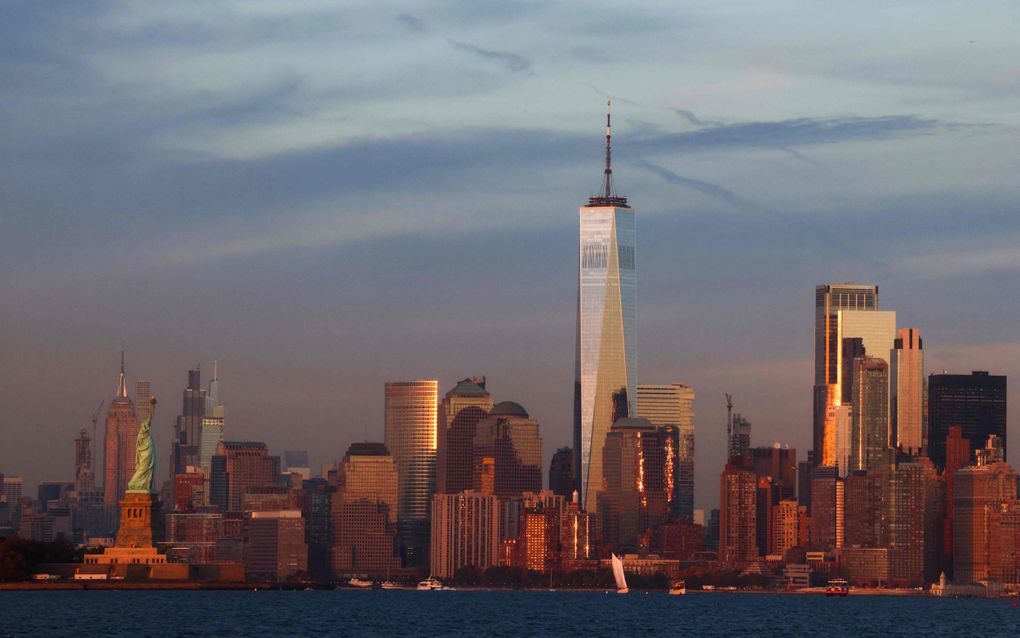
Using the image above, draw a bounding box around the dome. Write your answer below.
[490,401,529,418]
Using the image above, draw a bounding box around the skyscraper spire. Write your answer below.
[587,99,628,208]
[116,349,128,399]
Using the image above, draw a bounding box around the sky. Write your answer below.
[2,0,1019,510]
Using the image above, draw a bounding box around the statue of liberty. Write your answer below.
[127,396,157,493]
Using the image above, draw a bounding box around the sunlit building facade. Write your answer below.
[103,356,138,506]
[719,456,758,564]
[637,383,695,520]
[850,356,890,474]
[430,491,500,579]
[384,380,438,566]
[574,104,636,511]
[954,461,1017,583]
[891,328,925,455]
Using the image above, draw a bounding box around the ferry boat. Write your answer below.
[826,578,850,596]
[417,577,443,591]
[348,577,373,589]
[669,580,686,596]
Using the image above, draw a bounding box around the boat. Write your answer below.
[348,577,373,589]
[826,578,850,596]
[417,577,443,591]
[611,553,629,594]
[669,579,686,595]
[380,581,401,590]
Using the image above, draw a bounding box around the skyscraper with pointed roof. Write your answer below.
[574,100,636,512]
[103,352,138,505]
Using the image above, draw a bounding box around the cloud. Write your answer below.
[448,40,532,73]
[396,13,426,33]
[632,159,744,207]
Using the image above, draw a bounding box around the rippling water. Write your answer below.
[1,590,1017,637]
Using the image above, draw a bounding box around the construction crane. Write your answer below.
[725,394,733,459]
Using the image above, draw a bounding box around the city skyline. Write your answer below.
[3,1,1020,514]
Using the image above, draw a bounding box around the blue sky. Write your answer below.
[2,0,1018,508]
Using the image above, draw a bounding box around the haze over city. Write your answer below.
[2,0,1018,512]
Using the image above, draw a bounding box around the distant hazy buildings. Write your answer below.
[436,377,492,495]
[210,441,278,513]
[928,371,1007,470]
[548,447,574,499]
[384,380,439,567]
[574,103,636,511]
[247,510,307,581]
[637,383,695,520]
[103,355,138,506]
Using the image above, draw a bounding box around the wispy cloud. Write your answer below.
[632,159,744,207]
[396,13,426,33]
[448,40,531,73]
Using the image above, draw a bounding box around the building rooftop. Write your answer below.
[490,401,529,418]
[611,416,655,430]
[449,377,488,397]
[345,442,390,458]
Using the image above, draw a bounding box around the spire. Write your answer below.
[116,349,128,399]
[586,98,629,208]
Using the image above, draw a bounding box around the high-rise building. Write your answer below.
[730,414,752,459]
[850,356,891,474]
[247,510,307,581]
[942,426,971,576]
[548,447,574,499]
[749,445,797,501]
[74,427,95,493]
[134,380,152,427]
[844,471,883,548]
[637,383,695,520]
[514,501,560,573]
[600,417,678,552]
[953,461,1017,583]
[384,380,438,567]
[814,284,879,466]
[209,441,278,512]
[575,102,637,512]
[928,371,1007,471]
[472,401,543,500]
[560,500,596,561]
[772,499,800,557]
[810,466,844,551]
[719,457,758,564]
[430,491,501,579]
[173,368,207,473]
[330,443,400,576]
[436,377,492,494]
[891,328,924,455]
[103,354,138,505]
[199,417,224,469]
[884,458,942,587]
[283,450,311,481]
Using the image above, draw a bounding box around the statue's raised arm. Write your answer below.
[127,396,157,493]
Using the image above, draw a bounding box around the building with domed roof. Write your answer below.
[437,377,492,494]
[472,401,543,500]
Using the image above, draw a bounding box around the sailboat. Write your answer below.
[611,554,629,594]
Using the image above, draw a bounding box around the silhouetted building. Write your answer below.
[750,445,797,501]
[719,457,758,564]
[810,466,844,551]
[928,371,1007,470]
[247,510,307,581]
[437,377,492,494]
[472,401,543,500]
[173,367,207,474]
[548,447,574,499]
[384,380,438,567]
[210,441,277,512]
[637,383,696,520]
[730,414,751,459]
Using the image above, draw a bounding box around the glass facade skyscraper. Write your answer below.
[574,102,636,511]
[637,383,695,521]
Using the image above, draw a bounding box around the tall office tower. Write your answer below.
[246,510,307,582]
[436,377,492,494]
[884,458,942,587]
[209,441,278,512]
[103,354,138,505]
[928,371,1007,470]
[810,466,844,551]
[512,500,560,573]
[384,380,439,567]
[942,426,971,576]
[560,500,597,561]
[74,428,94,493]
[430,491,501,579]
[198,417,224,468]
[755,476,776,557]
[174,368,207,472]
[850,356,891,473]
[637,383,696,520]
[600,417,678,552]
[772,499,800,557]
[472,401,543,499]
[749,445,797,501]
[891,328,924,455]
[844,471,884,548]
[331,443,401,576]
[730,414,752,459]
[574,101,637,512]
[548,447,575,499]
[953,461,1017,583]
[813,284,879,466]
[206,360,223,415]
[719,457,758,564]
[134,380,152,426]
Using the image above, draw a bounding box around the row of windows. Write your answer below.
[582,244,635,270]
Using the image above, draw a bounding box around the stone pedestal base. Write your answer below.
[116,491,161,549]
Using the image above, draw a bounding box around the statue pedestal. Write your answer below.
[115,491,161,549]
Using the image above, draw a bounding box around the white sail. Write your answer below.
[611,553,628,593]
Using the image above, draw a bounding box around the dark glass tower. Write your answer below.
[928,371,1006,470]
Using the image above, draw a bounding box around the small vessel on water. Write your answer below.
[611,554,629,594]
[380,581,401,590]
[348,577,373,589]
[669,580,686,595]
[417,577,443,591]
[826,578,850,596]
